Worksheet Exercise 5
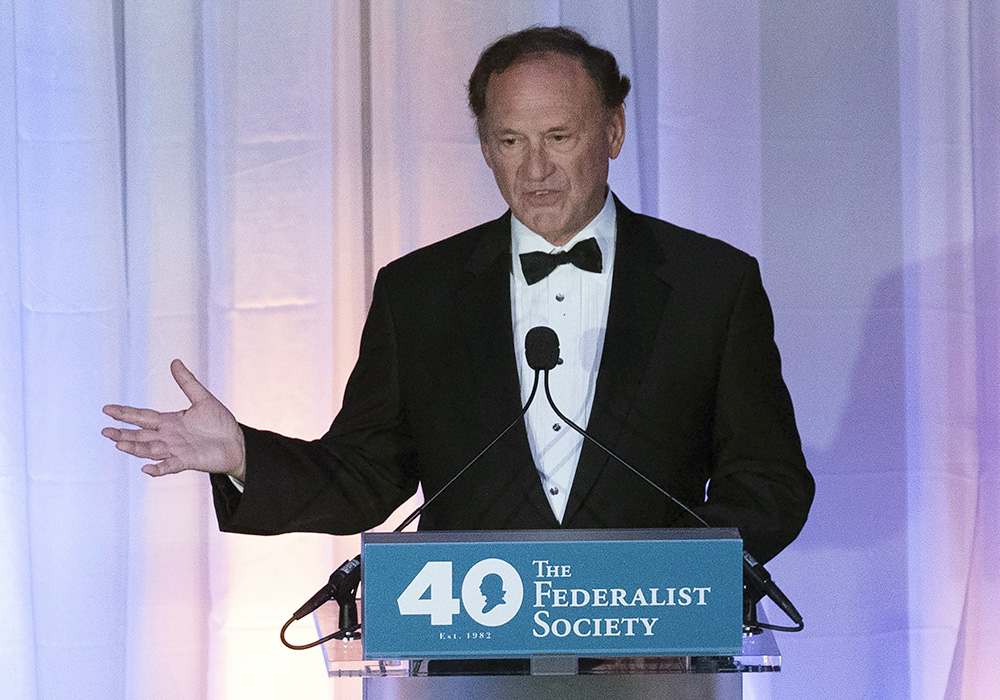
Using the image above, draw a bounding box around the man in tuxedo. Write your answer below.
[103,27,813,567]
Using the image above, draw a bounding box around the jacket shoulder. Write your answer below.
[377,212,510,288]
[622,207,759,280]
[637,211,752,256]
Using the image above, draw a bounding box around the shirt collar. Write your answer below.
[511,191,617,277]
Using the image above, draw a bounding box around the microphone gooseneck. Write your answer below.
[541,370,712,529]
[393,368,540,532]
[282,335,547,650]
[536,326,804,633]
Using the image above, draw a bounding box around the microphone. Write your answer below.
[281,555,362,650]
[290,556,361,622]
[282,332,547,650]
[533,326,803,632]
[741,550,802,629]
[525,325,560,371]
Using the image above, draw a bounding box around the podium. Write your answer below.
[314,528,780,699]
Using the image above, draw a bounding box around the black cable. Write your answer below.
[757,620,804,632]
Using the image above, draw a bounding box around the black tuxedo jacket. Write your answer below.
[212,198,813,564]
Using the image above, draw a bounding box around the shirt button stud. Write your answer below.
[553,423,561,431]
[555,293,565,302]
[550,486,559,495]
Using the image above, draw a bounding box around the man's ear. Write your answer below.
[607,105,626,160]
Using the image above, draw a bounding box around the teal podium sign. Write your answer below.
[361,528,742,659]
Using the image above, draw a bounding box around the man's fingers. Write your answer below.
[115,439,173,461]
[170,359,214,405]
[102,426,157,442]
[142,456,185,477]
[103,404,163,429]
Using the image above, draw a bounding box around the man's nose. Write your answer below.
[523,142,554,180]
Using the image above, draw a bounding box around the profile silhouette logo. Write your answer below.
[462,559,523,627]
[479,573,507,614]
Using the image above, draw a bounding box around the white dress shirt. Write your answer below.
[510,193,616,522]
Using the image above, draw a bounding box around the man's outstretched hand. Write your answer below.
[102,359,247,481]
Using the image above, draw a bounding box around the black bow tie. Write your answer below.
[519,237,603,285]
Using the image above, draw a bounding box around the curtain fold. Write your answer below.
[1,2,996,699]
[899,2,1000,698]
[120,2,208,698]
[1,6,32,699]
[4,3,130,700]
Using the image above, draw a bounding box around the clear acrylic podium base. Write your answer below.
[313,598,780,679]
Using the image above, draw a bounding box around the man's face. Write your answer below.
[479,53,625,246]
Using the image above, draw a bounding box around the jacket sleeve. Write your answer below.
[211,271,420,536]
[688,259,814,564]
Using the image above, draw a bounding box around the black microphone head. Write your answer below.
[525,326,560,371]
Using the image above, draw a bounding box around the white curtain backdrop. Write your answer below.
[1,2,996,699]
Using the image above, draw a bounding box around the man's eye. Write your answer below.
[500,138,517,146]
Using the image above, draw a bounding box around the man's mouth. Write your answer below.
[523,189,561,203]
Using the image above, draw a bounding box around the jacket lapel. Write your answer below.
[454,214,559,527]
[562,199,673,525]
